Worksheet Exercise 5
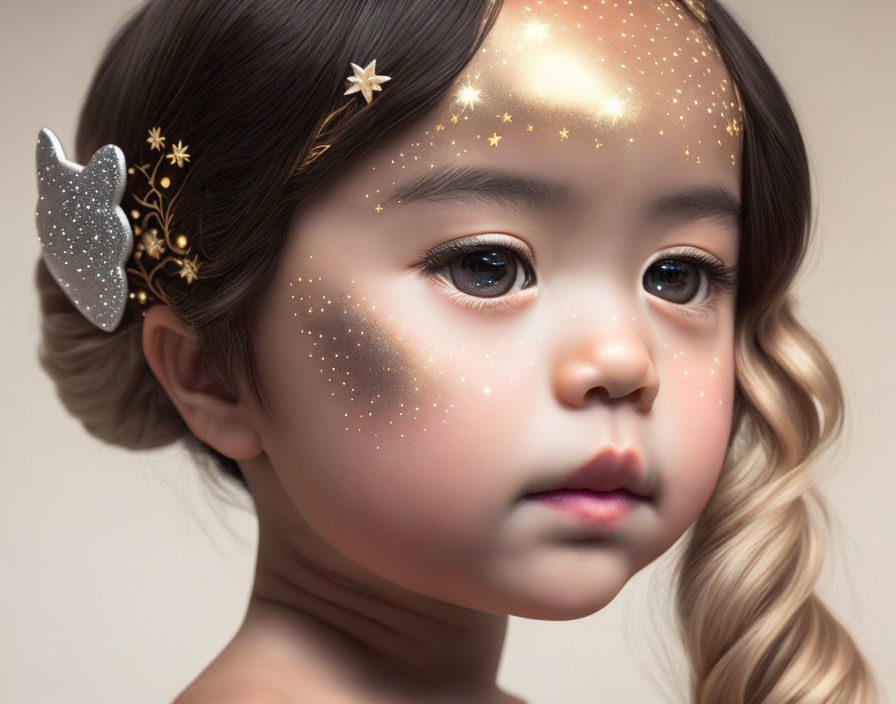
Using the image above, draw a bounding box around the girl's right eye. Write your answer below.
[413,234,537,313]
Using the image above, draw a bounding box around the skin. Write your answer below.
[145,1,744,702]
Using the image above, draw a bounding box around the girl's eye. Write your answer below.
[642,249,740,320]
[413,234,537,313]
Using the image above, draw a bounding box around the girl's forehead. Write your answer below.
[467,0,739,132]
[364,0,742,191]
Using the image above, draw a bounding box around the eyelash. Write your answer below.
[413,235,740,319]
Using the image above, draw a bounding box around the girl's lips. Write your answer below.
[523,488,643,527]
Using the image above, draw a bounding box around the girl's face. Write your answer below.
[246,0,742,619]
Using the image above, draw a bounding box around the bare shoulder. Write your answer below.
[173,680,292,704]
[169,637,332,704]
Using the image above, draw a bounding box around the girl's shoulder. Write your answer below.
[173,680,292,704]
[169,639,318,704]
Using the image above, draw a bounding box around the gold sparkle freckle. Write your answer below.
[375,204,383,213]
[559,127,569,140]
[487,132,502,147]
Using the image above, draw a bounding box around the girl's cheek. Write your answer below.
[289,277,429,423]
[653,344,735,536]
[279,275,531,555]
[286,273,522,459]
[290,273,531,432]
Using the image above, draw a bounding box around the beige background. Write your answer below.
[2,0,894,702]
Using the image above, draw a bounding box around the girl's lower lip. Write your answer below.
[523,489,642,527]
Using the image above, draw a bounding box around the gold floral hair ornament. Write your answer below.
[297,59,392,172]
[124,126,200,309]
[34,125,200,333]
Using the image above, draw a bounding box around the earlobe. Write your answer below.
[141,305,264,461]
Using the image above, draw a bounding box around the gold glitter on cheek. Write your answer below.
[289,275,458,449]
[286,270,530,451]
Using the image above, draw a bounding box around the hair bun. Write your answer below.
[34,257,187,450]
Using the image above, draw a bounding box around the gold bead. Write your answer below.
[127,167,135,175]
[130,209,140,219]
[176,235,188,249]
[137,291,148,304]
[160,177,171,189]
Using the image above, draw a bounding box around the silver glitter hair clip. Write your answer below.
[35,127,200,333]
[35,127,133,333]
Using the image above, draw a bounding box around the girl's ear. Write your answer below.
[141,304,264,460]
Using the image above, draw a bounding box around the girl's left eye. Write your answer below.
[414,236,739,318]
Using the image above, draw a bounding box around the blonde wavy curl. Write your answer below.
[674,296,880,702]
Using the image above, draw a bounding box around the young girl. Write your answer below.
[33,0,881,701]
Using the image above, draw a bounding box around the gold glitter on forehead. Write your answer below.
[365,0,744,213]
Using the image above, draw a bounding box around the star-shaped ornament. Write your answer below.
[167,140,190,168]
[344,60,391,104]
[146,127,166,152]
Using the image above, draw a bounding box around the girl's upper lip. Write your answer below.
[521,446,652,500]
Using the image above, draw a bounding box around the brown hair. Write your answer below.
[34,0,879,699]
[36,0,504,490]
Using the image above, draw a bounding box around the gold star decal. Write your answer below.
[500,112,512,123]
[375,204,384,213]
[488,132,502,147]
[526,124,534,132]
[167,140,190,168]
[595,140,604,149]
[559,127,569,140]
[451,114,459,123]
[344,60,391,104]
[146,127,166,152]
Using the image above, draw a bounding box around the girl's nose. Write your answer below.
[551,327,660,413]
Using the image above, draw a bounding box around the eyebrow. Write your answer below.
[382,165,741,231]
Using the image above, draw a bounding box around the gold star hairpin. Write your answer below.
[296,59,393,173]
[344,60,391,104]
